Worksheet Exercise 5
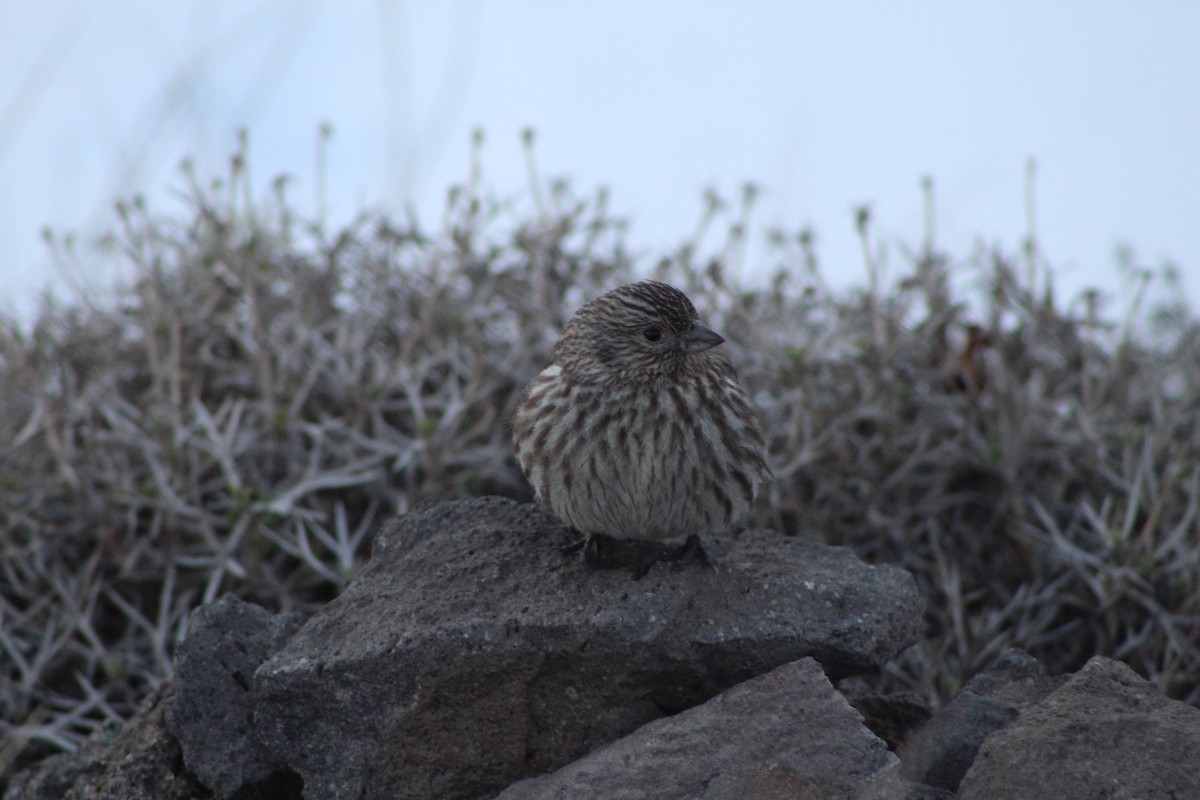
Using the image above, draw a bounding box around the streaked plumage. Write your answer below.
[513,280,770,542]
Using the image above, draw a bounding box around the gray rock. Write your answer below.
[164,596,305,798]
[959,647,1066,706]
[253,497,924,800]
[35,686,207,800]
[883,785,957,800]
[496,657,900,800]
[958,656,1200,800]
[898,647,1064,791]
[3,749,100,800]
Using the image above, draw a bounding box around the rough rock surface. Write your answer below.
[15,492,1199,800]
[958,656,1200,800]
[3,742,104,800]
[164,596,306,797]
[5,686,209,800]
[253,497,924,800]
[898,647,1065,791]
[497,657,924,800]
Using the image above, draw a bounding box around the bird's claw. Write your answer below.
[570,532,713,577]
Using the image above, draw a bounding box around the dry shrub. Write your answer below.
[2,142,1197,782]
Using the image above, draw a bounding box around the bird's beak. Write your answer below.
[682,320,726,353]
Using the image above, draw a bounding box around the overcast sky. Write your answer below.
[2,1,1198,320]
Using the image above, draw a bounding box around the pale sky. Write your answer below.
[2,1,1198,320]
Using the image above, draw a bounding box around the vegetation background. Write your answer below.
[2,137,1198,790]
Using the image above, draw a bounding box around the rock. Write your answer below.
[164,596,305,798]
[958,656,1200,800]
[3,749,101,800]
[253,497,924,800]
[496,657,901,800]
[6,598,308,800]
[898,647,1064,792]
[885,786,957,800]
[11,686,208,800]
[957,647,1066,706]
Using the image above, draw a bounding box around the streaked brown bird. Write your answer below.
[513,280,770,566]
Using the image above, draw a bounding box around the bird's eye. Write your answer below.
[643,327,662,342]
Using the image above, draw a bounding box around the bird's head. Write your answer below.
[553,280,726,379]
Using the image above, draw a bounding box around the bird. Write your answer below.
[513,279,770,569]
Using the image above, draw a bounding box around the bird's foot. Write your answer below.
[560,535,588,555]
[573,532,712,577]
[667,533,711,567]
[579,533,640,571]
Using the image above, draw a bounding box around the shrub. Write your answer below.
[2,137,1197,783]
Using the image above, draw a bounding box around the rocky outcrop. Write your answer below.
[4,599,306,800]
[957,656,1200,800]
[11,498,1199,800]
[496,657,923,800]
[164,597,306,797]
[4,686,208,800]
[898,647,1065,792]
[252,497,924,800]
